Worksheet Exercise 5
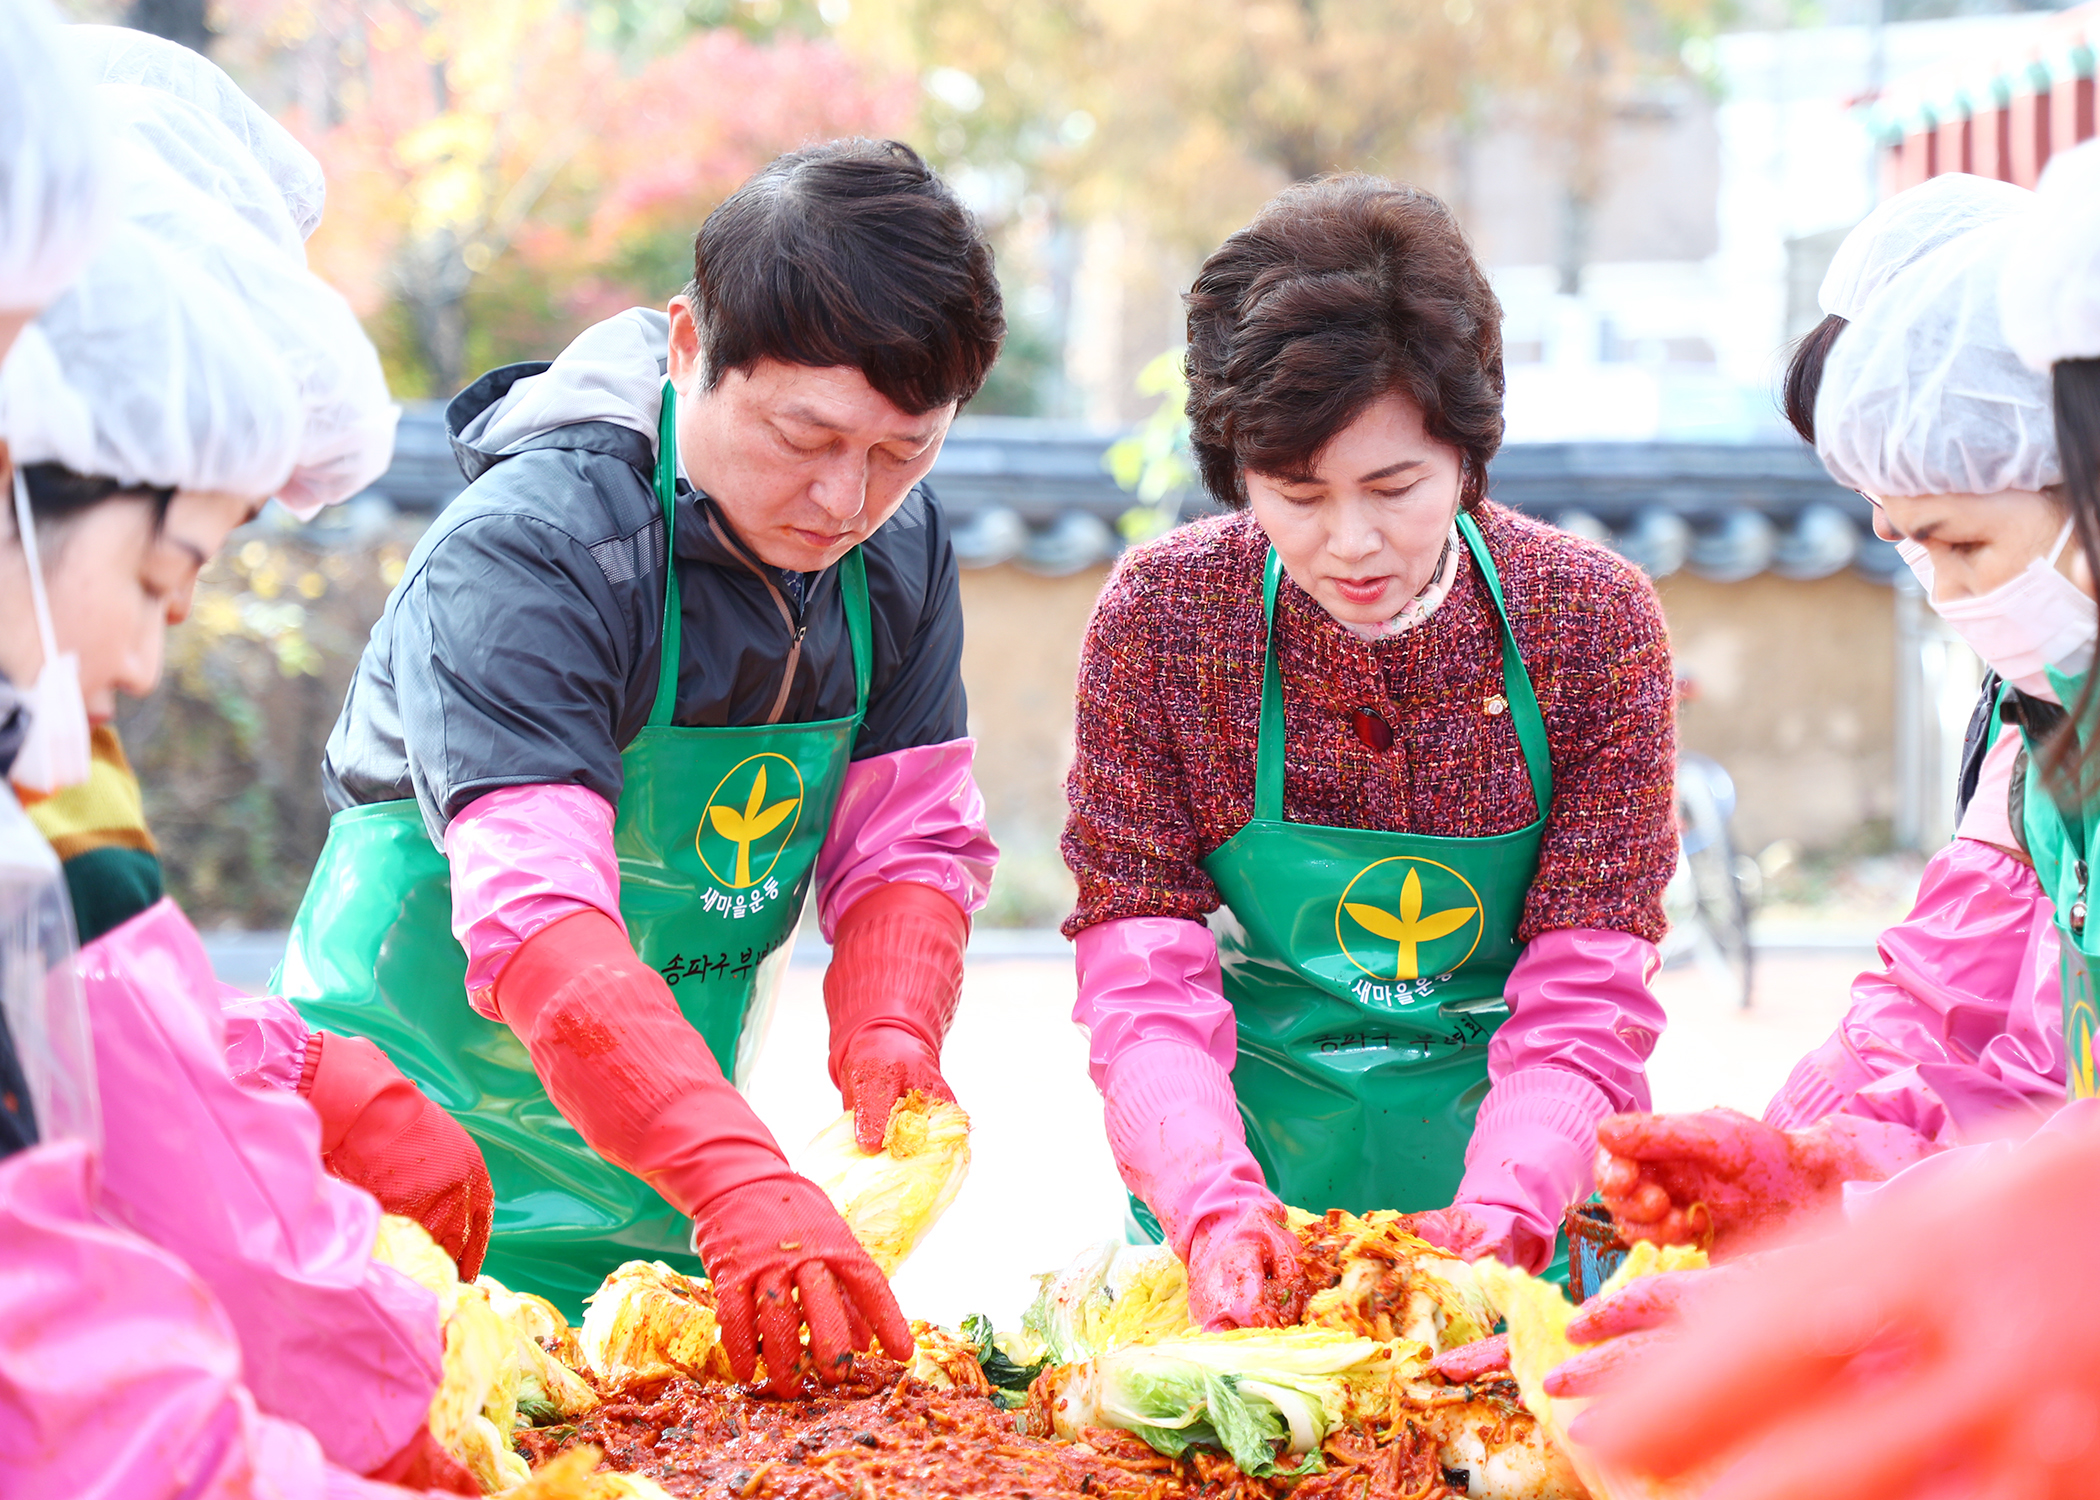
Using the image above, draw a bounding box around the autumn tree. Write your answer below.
[216,0,910,394]
[849,0,1719,262]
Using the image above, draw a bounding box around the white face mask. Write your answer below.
[7,468,91,793]
[1908,520,2098,703]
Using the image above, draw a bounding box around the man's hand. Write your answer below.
[691,1174,912,1396]
[824,882,967,1152]
[1186,1201,1308,1331]
[838,1025,954,1154]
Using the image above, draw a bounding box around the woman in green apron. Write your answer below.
[276,142,1005,1392]
[1061,174,1677,1329]
[1586,181,2077,1264]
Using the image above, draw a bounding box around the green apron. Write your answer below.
[2020,667,2099,1102]
[1132,513,1551,1237]
[276,383,871,1310]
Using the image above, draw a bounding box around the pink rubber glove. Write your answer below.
[1596,1108,1934,1256]
[824,880,967,1152]
[1449,928,1668,1271]
[814,739,997,939]
[1187,1201,1308,1329]
[446,783,624,1015]
[1765,838,2060,1145]
[0,1140,432,1500]
[221,990,313,1092]
[79,898,443,1475]
[1074,917,1306,1327]
[1577,1113,2100,1500]
[1431,1333,1511,1383]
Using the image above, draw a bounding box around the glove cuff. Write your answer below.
[1103,1038,1270,1259]
[824,881,968,1085]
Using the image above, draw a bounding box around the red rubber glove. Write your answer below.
[1543,1268,1726,1400]
[299,1031,495,1280]
[365,1424,478,1494]
[496,910,908,1394]
[1595,1109,1929,1258]
[1578,1118,2100,1500]
[691,1174,914,1396]
[824,881,966,1153]
[1431,1332,1511,1383]
[1186,1200,1307,1330]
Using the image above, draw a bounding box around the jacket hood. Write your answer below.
[447,307,668,483]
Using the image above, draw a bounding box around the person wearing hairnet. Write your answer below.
[0,9,463,1497]
[1428,175,2064,1388]
[1577,183,2070,1269]
[277,138,1004,1392]
[0,0,108,1160]
[21,26,498,1284]
[0,49,485,1494]
[1558,154,2100,1500]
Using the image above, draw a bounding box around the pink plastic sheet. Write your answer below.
[79,898,442,1475]
[0,1139,415,1500]
[1765,837,2061,1149]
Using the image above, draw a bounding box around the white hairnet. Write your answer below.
[1819,173,2031,322]
[75,46,395,514]
[87,77,396,514]
[1816,218,2059,497]
[0,0,111,312]
[65,26,325,244]
[0,192,303,496]
[2001,141,2100,371]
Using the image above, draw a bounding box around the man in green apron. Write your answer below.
[1062,176,1677,1330]
[277,140,1004,1392]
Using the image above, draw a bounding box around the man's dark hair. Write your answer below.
[1782,313,1848,446]
[1183,174,1505,510]
[688,138,1004,416]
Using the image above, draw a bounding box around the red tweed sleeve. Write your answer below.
[1512,548,1676,944]
[1060,552,1227,934]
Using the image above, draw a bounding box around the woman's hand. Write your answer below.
[1577,1118,2100,1500]
[1187,1201,1308,1330]
[1546,1269,1723,1399]
[1403,1205,1497,1260]
[1595,1109,1856,1256]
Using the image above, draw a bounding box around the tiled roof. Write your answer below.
[356,404,1898,584]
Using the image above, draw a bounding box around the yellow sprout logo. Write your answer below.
[2071,997,2098,1102]
[1336,857,1484,981]
[697,754,803,889]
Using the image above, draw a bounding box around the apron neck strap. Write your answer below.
[648,380,874,729]
[1253,510,1552,822]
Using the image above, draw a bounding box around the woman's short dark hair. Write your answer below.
[7,462,173,538]
[688,138,1004,416]
[1782,313,1848,446]
[1183,174,1504,510]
